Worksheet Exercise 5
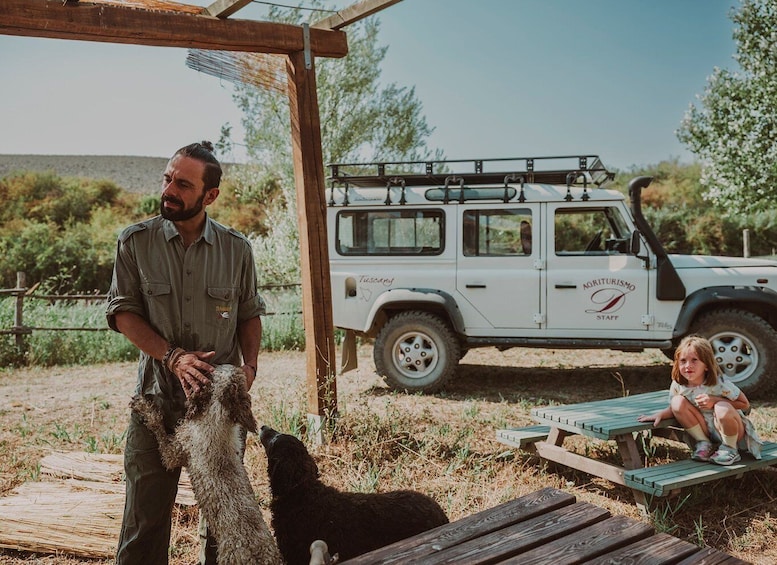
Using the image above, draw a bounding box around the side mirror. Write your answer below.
[630,230,642,255]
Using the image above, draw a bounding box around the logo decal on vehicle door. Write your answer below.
[357,275,396,302]
[582,278,636,319]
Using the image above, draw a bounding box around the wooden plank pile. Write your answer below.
[0,451,193,558]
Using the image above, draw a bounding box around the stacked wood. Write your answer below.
[0,481,124,558]
[0,451,195,558]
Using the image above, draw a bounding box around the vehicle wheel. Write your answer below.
[690,309,777,397]
[374,311,461,393]
[660,347,676,361]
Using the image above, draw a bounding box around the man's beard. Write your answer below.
[160,194,205,221]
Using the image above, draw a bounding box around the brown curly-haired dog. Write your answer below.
[131,365,282,565]
[260,426,449,565]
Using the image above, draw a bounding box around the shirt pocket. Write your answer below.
[207,286,240,324]
[141,282,172,298]
[208,287,236,302]
[140,282,174,335]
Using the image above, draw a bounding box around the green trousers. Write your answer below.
[115,411,218,565]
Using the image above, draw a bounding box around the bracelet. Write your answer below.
[163,346,186,372]
[162,345,178,367]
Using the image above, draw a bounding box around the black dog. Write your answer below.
[259,426,449,565]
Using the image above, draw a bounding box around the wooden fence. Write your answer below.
[0,272,301,350]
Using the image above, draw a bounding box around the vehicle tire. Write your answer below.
[660,347,676,361]
[374,311,461,393]
[690,308,777,397]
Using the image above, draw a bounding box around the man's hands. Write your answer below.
[170,350,215,397]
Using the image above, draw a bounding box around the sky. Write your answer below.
[0,0,738,171]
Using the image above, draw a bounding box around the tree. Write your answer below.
[232,3,438,177]
[220,3,440,284]
[677,0,777,214]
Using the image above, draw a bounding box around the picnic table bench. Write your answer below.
[496,390,777,510]
[337,486,746,564]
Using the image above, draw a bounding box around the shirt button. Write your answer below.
[185,296,191,302]
[186,269,192,275]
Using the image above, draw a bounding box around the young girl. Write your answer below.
[638,335,762,465]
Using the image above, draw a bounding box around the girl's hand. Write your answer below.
[694,393,714,409]
[637,413,662,426]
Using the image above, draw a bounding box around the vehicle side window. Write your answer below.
[554,206,630,255]
[336,209,444,255]
[463,209,532,256]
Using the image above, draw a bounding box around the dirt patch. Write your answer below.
[0,346,775,564]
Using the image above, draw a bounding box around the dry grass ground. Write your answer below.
[0,346,775,564]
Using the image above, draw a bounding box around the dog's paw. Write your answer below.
[129,394,149,416]
[130,394,165,428]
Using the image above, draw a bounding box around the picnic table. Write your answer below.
[337,486,746,564]
[497,391,777,510]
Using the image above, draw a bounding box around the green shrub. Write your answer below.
[0,221,116,292]
[261,290,305,351]
[0,173,139,293]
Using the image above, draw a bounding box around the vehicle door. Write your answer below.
[545,203,650,334]
[456,204,541,330]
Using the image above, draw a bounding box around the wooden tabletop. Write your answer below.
[531,390,677,440]
[337,487,746,564]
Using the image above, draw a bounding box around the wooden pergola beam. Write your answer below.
[0,0,348,57]
[286,51,338,433]
[203,0,253,18]
[312,0,403,30]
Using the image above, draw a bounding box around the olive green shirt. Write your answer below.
[106,214,265,418]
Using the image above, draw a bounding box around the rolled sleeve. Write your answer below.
[106,238,145,331]
[236,241,266,323]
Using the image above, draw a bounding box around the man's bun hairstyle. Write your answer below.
[174,141,222,189]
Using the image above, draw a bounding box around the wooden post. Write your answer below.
[14,271,26,349]
[286,48,337,440]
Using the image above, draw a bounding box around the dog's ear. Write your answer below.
[232,393,258,434]
[227,373,258,433]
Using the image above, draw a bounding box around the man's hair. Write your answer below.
[173,141,223,190]
[671,334,721,386]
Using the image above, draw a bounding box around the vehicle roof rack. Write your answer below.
[327,155,613,188]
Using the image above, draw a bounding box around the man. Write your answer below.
[107,141,265,565]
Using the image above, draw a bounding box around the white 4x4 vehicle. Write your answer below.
[326,156,777,397]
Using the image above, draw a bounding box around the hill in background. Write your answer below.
[0,154,168,193]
